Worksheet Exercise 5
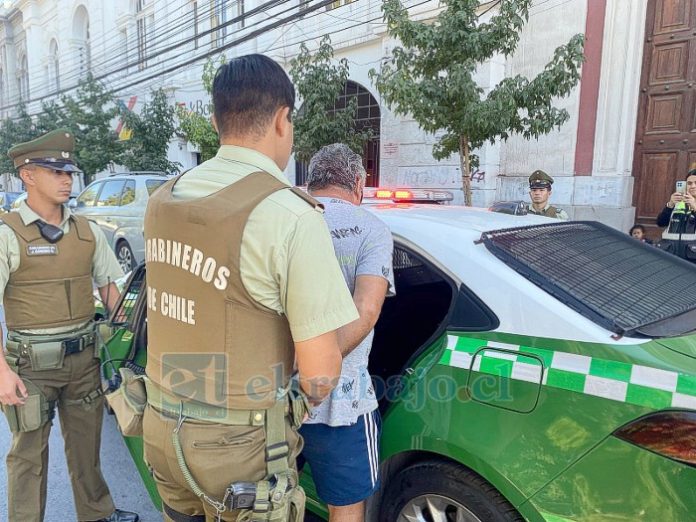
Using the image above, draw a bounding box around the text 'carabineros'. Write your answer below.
[145,237,230,290]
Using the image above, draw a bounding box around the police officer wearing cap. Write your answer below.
[527,170,569,221]
[142,55,357,521]
[0,129,139,522]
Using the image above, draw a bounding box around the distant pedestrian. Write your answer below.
[656,164,696,262]
[629,224,653,244]
[527,170,569,221]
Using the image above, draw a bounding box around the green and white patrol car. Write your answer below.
[103,203,696,522]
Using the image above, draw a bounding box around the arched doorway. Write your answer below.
[295,80,381,187]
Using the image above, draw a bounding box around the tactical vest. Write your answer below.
[529,205,558,218]
[1,212,95,330]
[144,171,320,410]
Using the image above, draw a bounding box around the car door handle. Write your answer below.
[104,217,112,222]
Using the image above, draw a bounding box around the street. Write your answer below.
[0,413,324,521]
[0,413,161,521]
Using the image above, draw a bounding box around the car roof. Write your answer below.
[367,204,648,345]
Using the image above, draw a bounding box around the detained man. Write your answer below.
[301,143,395,522]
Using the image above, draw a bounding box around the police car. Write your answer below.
[103,202,696,522]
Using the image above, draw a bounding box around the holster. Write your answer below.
[105,367,147,437]
[0,378,55,433]
[150,379,310,521]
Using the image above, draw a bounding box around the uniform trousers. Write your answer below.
[6,347,115,522]
[143,404,302,522]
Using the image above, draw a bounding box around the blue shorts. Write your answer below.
[298,410,381,506]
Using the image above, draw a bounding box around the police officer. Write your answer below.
[527,170,569,220]
[0,129,139,522]
[142,55,358,521]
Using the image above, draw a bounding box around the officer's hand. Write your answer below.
[669,192,685,206]
[0,368,27,406]
[685,193,696,211]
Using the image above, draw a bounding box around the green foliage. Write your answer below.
[290,36,372,163]
[52,74,123,182]
[0,75,122,182]
[176,56,223,163]
[0,103,43,174]
[370,0,584,204]
[119,88,180,173]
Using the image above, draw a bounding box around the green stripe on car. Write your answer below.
[439,335,696,410]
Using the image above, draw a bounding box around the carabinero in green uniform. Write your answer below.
[142,55,358,521]
[527,170,569,221]
[0,129,139,522]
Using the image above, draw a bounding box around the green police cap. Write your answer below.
[8,128,80,172]
[529,169,553,189]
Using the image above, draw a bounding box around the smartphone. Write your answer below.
[676,180,686,194]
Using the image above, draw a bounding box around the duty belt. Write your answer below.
[145,379,268,427]
[6,330,96,358]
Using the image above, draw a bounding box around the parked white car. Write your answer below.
[71,172,172,272]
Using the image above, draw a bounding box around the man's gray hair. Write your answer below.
[307,143,366,192]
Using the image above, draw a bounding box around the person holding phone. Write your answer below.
[656,163,696,262]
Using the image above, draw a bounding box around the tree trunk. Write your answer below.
[459,136,472,206]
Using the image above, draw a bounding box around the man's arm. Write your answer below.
[294,330,343,405]
[98,282,121,316]
[0,227,27,406]
[657,205,673,227]
[337,275,388,356]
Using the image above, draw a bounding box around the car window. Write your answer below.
[78,182,102,207]
[121,180,136,206]
[145,179,167,196]
[480,221,696,337]
[96,180,126,207]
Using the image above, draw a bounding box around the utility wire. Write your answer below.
[18,0,225,92]
[8,0,435,119]
[131,0,432,95]
[2,0,350,115]
[16,0,288,101]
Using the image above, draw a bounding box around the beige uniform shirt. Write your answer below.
[173,145,359,342]
[528,203,570,221]
[0,201,124,335]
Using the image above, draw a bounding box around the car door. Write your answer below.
[73,180,103,222]
[114,179,146,263]
[92,179,127,246]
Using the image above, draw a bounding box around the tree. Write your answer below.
[370,0,585,205]
[45,74,123,182]
[176,57,223,163]
[289,36,372,164]
[119,88,180,172]
[0,75,121,182]
[0,103,43,174]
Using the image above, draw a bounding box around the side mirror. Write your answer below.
[489,201,528,216]
[68,199,78,209]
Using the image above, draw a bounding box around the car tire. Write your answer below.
[116,240,135,273]
[379,461,524,522]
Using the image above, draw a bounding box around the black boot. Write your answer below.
[89,509,140,522]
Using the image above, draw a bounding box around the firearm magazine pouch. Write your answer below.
[0,380,52,433]
[105,368,147,437]
[28,341,66,371]
[5,339,66,371]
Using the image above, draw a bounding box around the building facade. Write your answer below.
[0,0,689,232]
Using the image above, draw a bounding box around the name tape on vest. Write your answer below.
[27,244,58,256]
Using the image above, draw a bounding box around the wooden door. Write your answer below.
[633,0,696,236]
